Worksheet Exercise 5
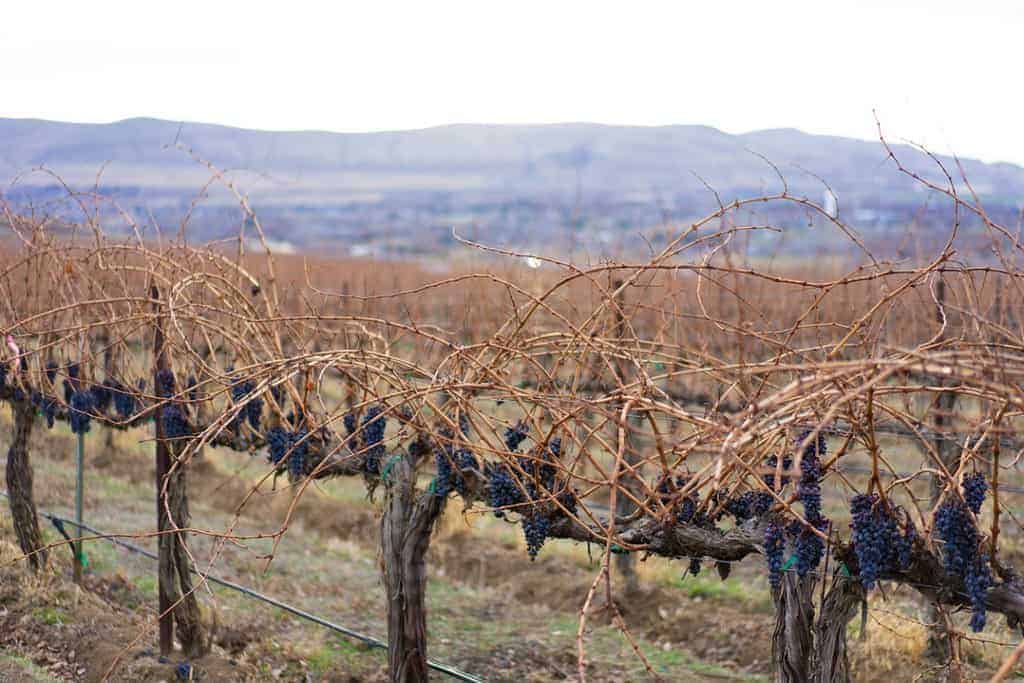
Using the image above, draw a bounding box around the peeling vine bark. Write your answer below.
[813,569,865,683]
[772,572,816,683]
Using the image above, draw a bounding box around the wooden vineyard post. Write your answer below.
[611,279,641,593]
[925,274,959,664]
[152,283,175,655]
[73,431,85,583]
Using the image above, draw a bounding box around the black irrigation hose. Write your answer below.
[0,491,483,683]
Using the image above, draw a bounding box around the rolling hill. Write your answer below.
[1,117,1020,253]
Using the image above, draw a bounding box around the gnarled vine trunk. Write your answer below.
[813,570,865,683]
[381,447,446,682]
[157,444,207,657]
[772,572,816,682]
[152,283,208,658]
[5,399,46,571]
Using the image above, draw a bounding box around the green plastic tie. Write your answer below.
[781,552,798,572]
[610,544,629,555]
[78,551,88,569]
[380,454,402,480]
[840,562,851,578]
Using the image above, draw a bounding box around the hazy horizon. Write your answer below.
[3,1,1022,164]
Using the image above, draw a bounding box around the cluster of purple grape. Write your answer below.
[434,439,480,497]
[162,404,190,439]
[265,426,309,476]
[792,430,829,577]
[482,422,533,517]
[796,430,826,522]
[69,390,93,435]
[962,472,987,514]
[934,500,979,577]
[343,412,358,450]
[153,370,190,438]
[935,490,991,631]
[521,513,551,560]
[487,463,524,518]
[504,421,529,451]
[675,495,699,524]
[517,438,560,496]
[438,448,481,497]
[62,364,81,403]
[31,391,57,428]
[342,412,355,433]
[156,368,175,398]
[434,445,455,496]
[288,429,309,477]
[89,381,114,413]
[657,475,708,526]
[790,519,827,578]
[266,427,290,464]
[556,487,578,516]
[361,406,386,475]
[108,379,140,419]
[763,453,792,490]
[453,450,479,495]
[230,379,262,431]
[722,490,774,522]
[849,493,914,591]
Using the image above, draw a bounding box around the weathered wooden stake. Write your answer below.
[73,431,85,583]
[153,283,175,655]
[611,279,640,594]
[926,275,958,664]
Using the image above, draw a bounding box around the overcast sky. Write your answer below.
[2,1,1020,164]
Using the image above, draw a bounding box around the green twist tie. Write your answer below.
[840,562,851,578]
[610,544,629,555]
[379,454,402,480]
[781,553,798,572]
[78,552,88,569]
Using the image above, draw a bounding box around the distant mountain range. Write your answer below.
[1,117,1020,255]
